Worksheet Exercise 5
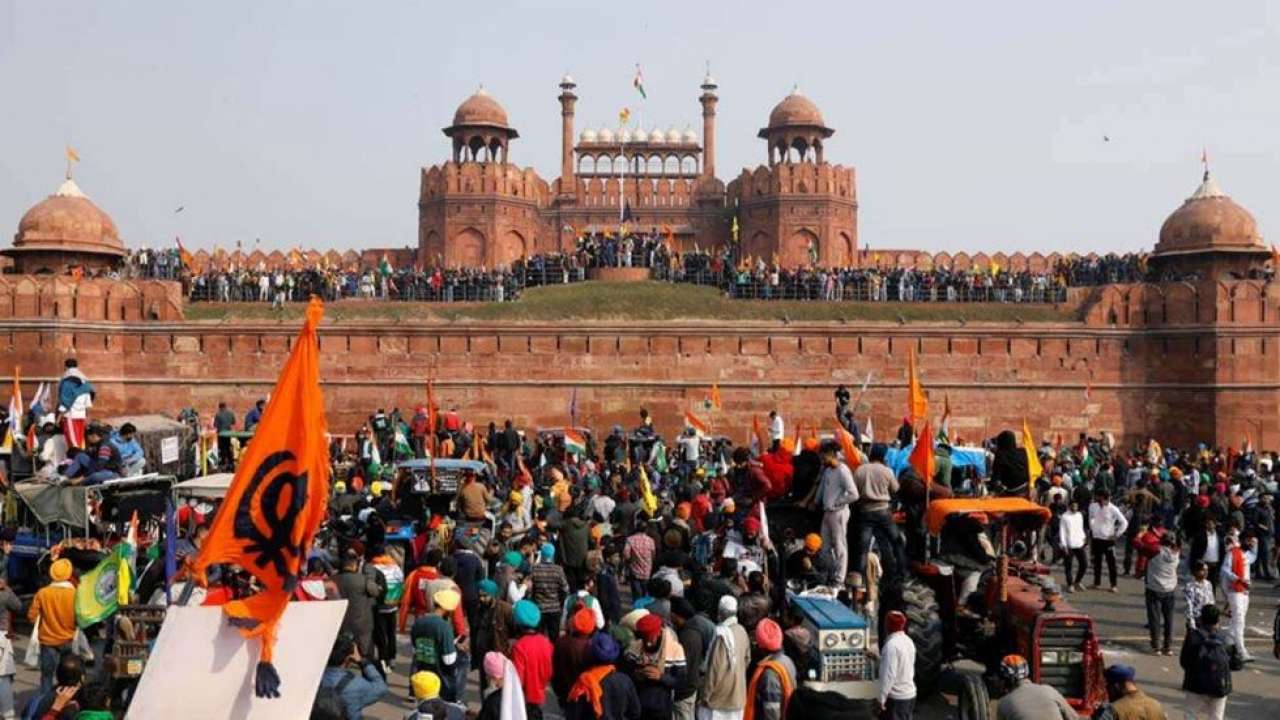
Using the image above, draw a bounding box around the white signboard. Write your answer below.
[160,436,180,465]
[127,600,347,720]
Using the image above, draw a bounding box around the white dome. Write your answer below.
[648,128,664,143]
[682,126,697,143]
[619,128,632,143]
[561,73,575,85]
[581,128,598,143]
[599,127,615,142]
[666,127,682,143]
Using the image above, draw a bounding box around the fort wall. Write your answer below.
[0,276,1276,450]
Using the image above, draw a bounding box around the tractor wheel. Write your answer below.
[898,576,945,695]
[957,673,991,720]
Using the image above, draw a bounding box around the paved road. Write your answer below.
[10,572,1278,718]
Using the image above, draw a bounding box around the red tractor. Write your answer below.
[891,497,1107,719]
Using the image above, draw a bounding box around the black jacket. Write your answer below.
[1180,626,1241,697]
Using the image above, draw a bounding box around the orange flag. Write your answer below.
[193,298,329,699]
[906,346,928,423]
[909,420,936,486]
[834,422,862,471]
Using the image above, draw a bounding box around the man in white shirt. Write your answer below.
[1058,500,1088,592]
[1220,531,1258,662]
[1087,489,1128,592]
[877,610,916,719]
[809,440,858,583]
[767,411,784,449]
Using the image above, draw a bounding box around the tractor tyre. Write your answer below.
[898,576,945,695]
[957,673,991,720]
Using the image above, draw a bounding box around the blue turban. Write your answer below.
[540,543,556,561]
[589,632,620,664]
[504,550,524,568]
[477,579,498,597]
[514,600,541,629]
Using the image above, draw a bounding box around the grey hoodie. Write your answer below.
[1145,546,1179,593]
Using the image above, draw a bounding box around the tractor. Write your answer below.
[893,497,1107,719]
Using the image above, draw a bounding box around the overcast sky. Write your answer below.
[2,1,1277,255]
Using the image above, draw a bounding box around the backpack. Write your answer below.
[1193,632,1236,697]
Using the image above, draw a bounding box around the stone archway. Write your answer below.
[782,228,819,268]
[837,231,854,267]
[449,228,485,269]
[747,231,772,264]
[495,229,527,268]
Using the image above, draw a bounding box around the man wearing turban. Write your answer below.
[744,619,795,720]
[566,633,642,720]
[625,613,688,720]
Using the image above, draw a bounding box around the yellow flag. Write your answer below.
[66,146,80,163]
[1022,418,1043,499]
[639,465,657,516]
[619,107,631,126]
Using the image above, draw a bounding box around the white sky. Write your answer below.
[1,1,1277,255]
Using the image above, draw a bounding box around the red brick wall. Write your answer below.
[1,278,1276,451]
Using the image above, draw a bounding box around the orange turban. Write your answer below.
[571,607,596,636]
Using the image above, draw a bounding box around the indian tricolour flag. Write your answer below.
[633,64,646,99]
[564,429,587,457]
[684,411,709,439]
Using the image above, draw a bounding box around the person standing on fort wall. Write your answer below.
[56,358,94,450]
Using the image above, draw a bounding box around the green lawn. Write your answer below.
[183,281,1076,324]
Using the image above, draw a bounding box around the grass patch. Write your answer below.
[183,281,1076,324]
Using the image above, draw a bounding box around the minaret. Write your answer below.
[699,72,718,179]
[558,74,577,190]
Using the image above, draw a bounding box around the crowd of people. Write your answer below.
[3,359,1280,719]
[109,236,1234,310]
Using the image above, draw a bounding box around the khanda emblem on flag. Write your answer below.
[232,451,311,579]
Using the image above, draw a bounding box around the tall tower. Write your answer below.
[558,74,577,193]
[699,73,718,179]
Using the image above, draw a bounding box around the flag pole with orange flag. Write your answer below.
[193,297,330,699]
[906,346,928,426]
[908,420,935,490]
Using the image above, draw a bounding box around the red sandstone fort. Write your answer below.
[2,77,1276,449]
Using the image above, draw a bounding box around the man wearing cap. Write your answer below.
[28,558,77,694]
[404,670,466,720]
[994,654,1075,720]
[1102,664,1165,720]
[511,599,555,719]
[625,613,687,720]
[876,611,916,719]
[566,633,642,720]
[698,595,749,720]
[743,619,794,720]
[411,589,459,700]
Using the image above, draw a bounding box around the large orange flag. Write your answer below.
[834,421,862,471]
[193,298,329,698]
[909,420,936,486]
[906,346,928,423]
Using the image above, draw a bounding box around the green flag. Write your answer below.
[75,543,133,628]
[652,439,668,474]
